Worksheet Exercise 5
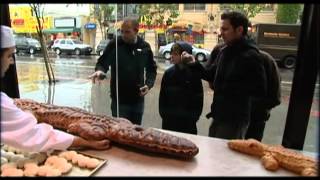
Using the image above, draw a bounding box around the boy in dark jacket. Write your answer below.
[159,41,203,134]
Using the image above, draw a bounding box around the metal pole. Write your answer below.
[115,4,119,118]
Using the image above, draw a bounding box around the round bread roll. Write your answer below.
[24,161,38,169]
[37,165,50,176]
[46,168,62,177]
[59,151,78,161]
[0,157,8,165]
[71,154,85,164]
[86,158,100,169]
[22,151,32,157]
[57,162,72,174]
[1,167,24,177]
[58,151,68,159]
[4,152,15,161]
[37,165,62,177]
[16,157,31,169]
[1,163,17,172]
[2,145,9,151]
[9,154,25,163]
[45,155,60,165]
[23,165,39,177]
[6,146,18,154]
[77,156,90,168]
[45,156,71,174]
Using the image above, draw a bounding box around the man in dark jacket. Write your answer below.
[182,11,267,139]
[207,43,281,141]
[89,17,157,125]
[245,50,281,141]
[159,41,203,134]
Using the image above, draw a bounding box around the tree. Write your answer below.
[220,4,266,18]
[92,4,115,40]
[276,4,303,24]
[137,4,179,28]
[29,4,55,84]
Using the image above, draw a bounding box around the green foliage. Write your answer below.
[137,4,179,27]
[220,4,265,18]
[29,4,55,84]
[276,4,302,24]
[92,4,115,39]
[93,4,114,24]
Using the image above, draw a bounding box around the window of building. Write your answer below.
[195,4,205,11]
[184,4,205,11]
[261,4,275,12]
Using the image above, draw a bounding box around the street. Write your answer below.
[14,54,319,153]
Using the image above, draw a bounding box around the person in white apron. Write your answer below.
[1,25,110,152]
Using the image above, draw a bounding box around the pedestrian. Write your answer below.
[181,11,267,139]
[245,50,281,141]
[89,17,157,125]
[159,41,203,134]
[173,33,181,42]
[1,25,110,152]
[207,42,281,141]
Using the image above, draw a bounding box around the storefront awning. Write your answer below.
[42,28,81,34]
[168,20,206,34]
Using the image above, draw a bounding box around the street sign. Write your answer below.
[85,23,96,29]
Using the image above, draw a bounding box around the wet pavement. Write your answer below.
[14,54,319,153]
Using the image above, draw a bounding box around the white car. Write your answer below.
[159,42,211,62]
[52,38,92,55]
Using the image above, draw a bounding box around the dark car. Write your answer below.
[96,39,110,56]
[14,36,41,54]
[250,23,301,69]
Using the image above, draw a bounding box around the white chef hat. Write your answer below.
[1,25,16,48]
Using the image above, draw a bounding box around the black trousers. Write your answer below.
[208,95,251,139]
[111,99,144,125]
[245,109,270,141]
[162,117,198,135]
[209,119,249,139]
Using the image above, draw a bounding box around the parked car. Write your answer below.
[14,36,41,54]
[51,38,92,55]
[159,42,211,62]
[96,39,110,56]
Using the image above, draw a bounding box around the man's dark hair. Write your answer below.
[171,43,184,55]
[221,11,249,35]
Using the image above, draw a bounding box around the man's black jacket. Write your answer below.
[192,37,267,122]
[95,36,157,104]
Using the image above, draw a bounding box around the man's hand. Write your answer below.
[70,136,111,150]
[84,139,111,150]
[88,70,106,84]
[139,85,149,97]
[181,51,196,64]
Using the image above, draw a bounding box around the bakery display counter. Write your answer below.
[79,129,316,176]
